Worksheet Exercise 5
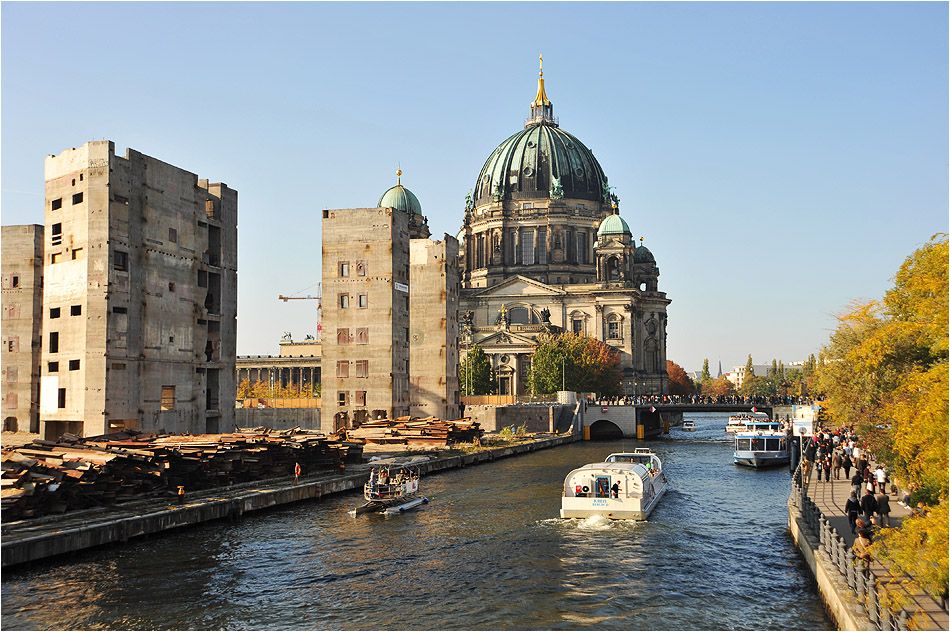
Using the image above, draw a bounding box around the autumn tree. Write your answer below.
[666,360,693,395]
[702,376,736,398]
[817,234,948,602]
[528,332,621,395]
[700,358,711,382]
[459,345,495,395]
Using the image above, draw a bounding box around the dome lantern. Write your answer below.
[528,54,556,127]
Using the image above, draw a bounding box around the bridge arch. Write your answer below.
[588,419,623,439]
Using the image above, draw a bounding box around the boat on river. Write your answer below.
[349,457,429,515]
[733,421,790,468]
[560,448,668,520]
[681,420,696,431]
[725,411,770,433]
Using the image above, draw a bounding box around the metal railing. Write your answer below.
[791,468,911,630]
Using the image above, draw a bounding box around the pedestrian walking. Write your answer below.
[875,490,891,527]
[832,452,842,479]
[851,471,864,499]
[842,454,853,479]
[861,486,877,525]
[845,492,861,534]
[852,528,873,577]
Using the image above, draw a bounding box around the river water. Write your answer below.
[2,413,832,630]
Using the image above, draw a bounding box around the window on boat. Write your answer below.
[595,476,611,498]
[765,438,781,451]
[736,439,752,451]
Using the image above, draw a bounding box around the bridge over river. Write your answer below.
[581,401,819,439]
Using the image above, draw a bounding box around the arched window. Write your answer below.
[608,257,621,281]
[508,306,538,325]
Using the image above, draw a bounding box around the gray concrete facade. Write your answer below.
[409,235,461,420]
[2,225,45,433]
[321,207,411,432]
[39,141,237,439]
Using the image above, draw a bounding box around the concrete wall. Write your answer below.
[409,235,460,420]
[40,141,237,439]
[464,403,573,433]
[233,407,321,431]
[1,225,44,433]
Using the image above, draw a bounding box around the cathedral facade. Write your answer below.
[457,63,670,396]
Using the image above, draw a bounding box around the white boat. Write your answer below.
[733,421,790,468]
[725,411,770,433]
[560,448,669,520]
[681,420,696,431]
[350,457,429,515]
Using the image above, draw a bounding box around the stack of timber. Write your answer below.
[1,428,360,521]
[345,417,483,447]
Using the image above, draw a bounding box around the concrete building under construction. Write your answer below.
[37,141,237,439]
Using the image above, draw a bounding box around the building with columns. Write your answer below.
[457,62,670,396]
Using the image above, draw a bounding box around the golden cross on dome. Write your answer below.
[539,54,543,77]
[396,167,402,185]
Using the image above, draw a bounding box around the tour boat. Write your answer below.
[733,421,790,468]
[725,411,770,433]
[350,457,429,515]
[560,448,668,520]
[681,420,696,431]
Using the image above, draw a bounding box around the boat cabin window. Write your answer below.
[595,477,611,498]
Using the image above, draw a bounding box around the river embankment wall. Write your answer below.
[787,499,872,630]
[1,434,575,569]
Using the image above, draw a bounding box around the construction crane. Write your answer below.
[278,283,322,342]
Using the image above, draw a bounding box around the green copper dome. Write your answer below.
[634,244,655,263]
[378,183,422,216]
[597,213,631,237]
[473,123,608,205]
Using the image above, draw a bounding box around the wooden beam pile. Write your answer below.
[1,428,360,522]
[345,417,483,447]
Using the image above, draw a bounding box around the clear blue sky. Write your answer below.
[3,2,947,373]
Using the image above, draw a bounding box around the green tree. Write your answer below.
[528,332,621,395]
[700,358,711,382]
[666,360,693,395]
[459,345,495,395]
[744,354,755,377]
[817,234,948,602]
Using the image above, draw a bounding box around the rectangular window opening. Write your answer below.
[49,331,59,353]
[69,359,80,371]
[48,362,59,373]
[72,192,83,205]
[161,386,176,411]
[50,307,61,319]
[51,198,62,211]
[70,305,81,316]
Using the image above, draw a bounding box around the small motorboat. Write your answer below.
[350,456,429,515]
[560,448,668,520]
[681,420,696,431]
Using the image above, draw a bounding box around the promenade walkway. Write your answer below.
[801,464,948,630]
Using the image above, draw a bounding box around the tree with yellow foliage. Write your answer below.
[816,233,948,603]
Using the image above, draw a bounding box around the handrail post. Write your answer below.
[846,549,856,590]
[867,580,880,629]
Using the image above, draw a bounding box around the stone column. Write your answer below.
[595,304,604,342]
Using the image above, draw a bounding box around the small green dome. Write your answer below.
[378,184,422,216]
[634,244,655,263]
[597,213,631,237]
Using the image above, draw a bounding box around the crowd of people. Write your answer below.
[588,394,818,406]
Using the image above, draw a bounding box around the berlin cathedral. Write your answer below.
[361,60,670,399]
[453,62,670,396]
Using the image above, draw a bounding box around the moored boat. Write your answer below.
[350,457,429,515]
[560,448,668,520]
[725,411,770,433]
[733,421,790,468]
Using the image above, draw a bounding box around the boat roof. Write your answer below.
[367,456,430,467]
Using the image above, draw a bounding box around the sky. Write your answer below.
[2,2,947,374]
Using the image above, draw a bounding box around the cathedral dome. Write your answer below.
[378,170,422,216]
[597,213,630,237]
[471,62,608,206]
[634,244,655,263]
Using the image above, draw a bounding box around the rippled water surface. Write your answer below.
[2,413,832,630]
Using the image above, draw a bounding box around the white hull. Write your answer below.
[560,484,666,520]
